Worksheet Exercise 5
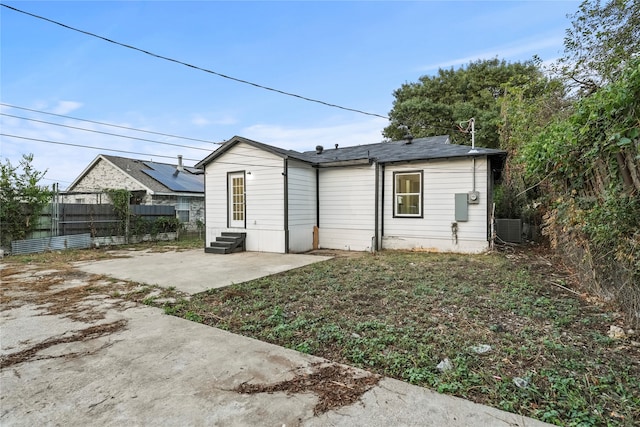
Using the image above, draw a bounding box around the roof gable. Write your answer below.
[195,136,309,168]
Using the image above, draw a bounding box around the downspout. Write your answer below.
[374,161,379,252]
[472,157,476,192]
[203,166,207,251]
[487,156,493,242]
[316,168,320,228]
[283,158,289,253]
[380,163,385,245]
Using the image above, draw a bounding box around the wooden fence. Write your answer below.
[29,203,176,239]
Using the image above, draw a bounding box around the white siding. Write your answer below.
[318,164,376,251]
[287,160,316,253]
[204,143,286,253]
[382,157,489,253]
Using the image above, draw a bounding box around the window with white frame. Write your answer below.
[394,171,423,217]
[176,196,190,223]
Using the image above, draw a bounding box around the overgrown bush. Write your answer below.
[544,191,640,325]
[0,154,52,247]
[130,215,182,238]
[525,59,640,326]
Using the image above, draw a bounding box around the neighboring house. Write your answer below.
[195,135,506,254]
[62,154,204,230]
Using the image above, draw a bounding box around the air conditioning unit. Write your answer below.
[495,219,523,243]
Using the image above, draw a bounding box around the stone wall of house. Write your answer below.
[152,195,204,231]
[72,159,146,196]
[59,192,104,204]
[190,197,205,228]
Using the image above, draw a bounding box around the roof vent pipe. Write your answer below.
[316,145,324,154]
[335,144,339,149]
[177,155,184,172]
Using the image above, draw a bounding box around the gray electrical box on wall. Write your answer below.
[455,193,468,221]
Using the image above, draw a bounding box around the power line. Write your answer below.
[2,133,492,179]
[1,113,213,152]
[0,103,223,145]
[2,132,291,166]
[0,133,201,162]
[1,4,390,120]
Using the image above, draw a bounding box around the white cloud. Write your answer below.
[191,113,238,126]
[52,100,83,115]
[191,115,211,126]
[211,115,238,126]
[242,117,389,153]
[417,35,563,72]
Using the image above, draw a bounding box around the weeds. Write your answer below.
[163,249,639,426]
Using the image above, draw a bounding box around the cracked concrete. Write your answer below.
[1,250,553,426]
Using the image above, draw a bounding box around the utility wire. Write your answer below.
[1,113,213,152]
[0,103,223,145]
[2,133,291,166]
[2,133,494,173]
[1,4,390,120]
[0,133,201,162]
[1,133,296,170]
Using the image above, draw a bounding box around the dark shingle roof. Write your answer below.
[302,135,506,164]
[104,155,204,193]
[196,135,506,168]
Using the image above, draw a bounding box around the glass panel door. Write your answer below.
[228,172,245,228]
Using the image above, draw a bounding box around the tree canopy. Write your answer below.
[383,58,546,148]
[0,154,52,247]
[556,0,640,94]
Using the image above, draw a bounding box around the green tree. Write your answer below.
[496,75,569,218]
[525,59,640,197]
[555,0,640,94]
[384,58,545,148]
[0,154,53,246]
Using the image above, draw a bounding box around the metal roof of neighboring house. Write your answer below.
[196,135,506,169]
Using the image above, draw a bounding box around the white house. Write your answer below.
[195,135,506,254]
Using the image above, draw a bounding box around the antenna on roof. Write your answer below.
[459,118,478,154]
[468,118,478,153]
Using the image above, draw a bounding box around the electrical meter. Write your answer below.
[468,191,480,204]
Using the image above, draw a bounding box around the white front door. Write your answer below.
[228,172,245,228]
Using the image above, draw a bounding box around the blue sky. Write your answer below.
[1,1,579,189]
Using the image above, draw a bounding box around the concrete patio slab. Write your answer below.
[73,249,332,294]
